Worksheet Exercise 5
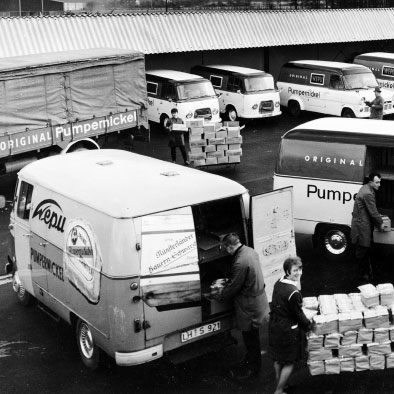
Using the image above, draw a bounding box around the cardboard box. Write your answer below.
[217,144,228,151]
[190,139,207,147]
[227,126,241,137]
[189,133,203,141]
[190,147,203,154]
[204,145,216,153]
[203,132,215,140]
[186,119,204,128]
[188,152,206,161]
[223,121,240,127]
[215,130,228,139]
[208,138,226,145]
[189,127,204,135]
[381,215,391,231]
[226,148,243,156]
[228,156,241,163]
[226,136,243,144]
[203,124,216,133]
[172,123,188,132]
[215,122,223,131]
[205,157,218,165]
[192,159,206,167]
[207,151,225,158]
[228,144,241,150]
[217,156,229,164]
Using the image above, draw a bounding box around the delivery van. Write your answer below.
[277,60,394,118]
[190,65,281,120]
[4,149,295,369]
[273,117,394,261]
[353,52,394,91]
[145,70,221,128]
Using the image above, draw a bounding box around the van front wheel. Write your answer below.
[318,226,351,261]
[342,109,355,118]
[288,101,301,117]
[12,270,33,306]
[76,319,100,369]
[226,106,238,121]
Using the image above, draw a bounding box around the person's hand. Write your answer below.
[210,287,223,300]
[379,223,385,232]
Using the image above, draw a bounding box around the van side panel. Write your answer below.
[354,56,394,91]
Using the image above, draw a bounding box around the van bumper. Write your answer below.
[242,110,282,118]
[115,344,163,366]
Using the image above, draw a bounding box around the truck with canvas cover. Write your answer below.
[2,149,295,369]
[0,48,149,174]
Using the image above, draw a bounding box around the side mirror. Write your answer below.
[0,195,5,209]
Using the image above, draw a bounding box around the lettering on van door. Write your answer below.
[63,218,102,304]
[32,199,66,233]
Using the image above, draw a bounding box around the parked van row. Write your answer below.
[145,53,394,127]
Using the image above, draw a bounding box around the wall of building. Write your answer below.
[145,40,394,81]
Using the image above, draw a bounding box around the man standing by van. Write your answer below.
[366,87,384,119]
[212,233,269,380]
[165,108,189,165]
[351,172,385,282]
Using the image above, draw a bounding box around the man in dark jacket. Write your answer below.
[351,172,385,282]
[366,86,384,119]
[212,232,269,380]
[165,108,189,165]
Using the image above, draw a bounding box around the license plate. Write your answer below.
[181,321,221,343]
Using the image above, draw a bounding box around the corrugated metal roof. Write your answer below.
[1,9,394,57]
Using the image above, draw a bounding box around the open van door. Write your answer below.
[250,187,296,302]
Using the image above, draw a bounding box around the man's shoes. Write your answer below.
[184,161,190,166]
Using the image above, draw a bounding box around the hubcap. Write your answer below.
[79,322,94,359]
[228,110,237,121]
[12,271,24,296]
[324,230,347,255]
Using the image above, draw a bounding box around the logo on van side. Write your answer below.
[32,199,66,233]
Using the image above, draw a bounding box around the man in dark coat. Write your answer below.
[165,108,189,165]
[212,232,269,380]
[351,172,384,282]
[366,86,384,119]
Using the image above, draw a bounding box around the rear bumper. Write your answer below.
[115,344,163,366]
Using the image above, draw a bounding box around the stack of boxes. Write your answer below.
[186,120,243,167]
[304,283,394,375]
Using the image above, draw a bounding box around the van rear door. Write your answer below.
[139,207,202,340]
[250,187,296,301]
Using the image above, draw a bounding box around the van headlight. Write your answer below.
[252,104,258,110]
[186,112,193,119]
[360,97,366,105]
[275,101,280,107]
[212,108,219,115]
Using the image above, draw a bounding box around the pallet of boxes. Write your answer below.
[186,119,243,168]
[304,283,394,375]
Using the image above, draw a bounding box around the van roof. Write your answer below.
[146,69,204,82]
[196,65,269,77]
[283,117,394,146]
[355,52,394,62]
[282,60,369,74]
[20,150,247,218]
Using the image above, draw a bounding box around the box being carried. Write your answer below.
[172,123,188,133]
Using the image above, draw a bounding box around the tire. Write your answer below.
[160,114,169,131]
[318,226,351,261]
[226,106,238,121]
[76,319,100,370]
[12,271,33,306]
[342,108,355,118]
[288,100,301,117]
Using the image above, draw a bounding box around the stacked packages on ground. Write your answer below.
[305,283,394,375]
[186,119,243,167]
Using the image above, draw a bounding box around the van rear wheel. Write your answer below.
[226,106,238,121]
[160,114,169,131]
[76,319,100,370]
[288,100,301,117]
[318,226,351,261]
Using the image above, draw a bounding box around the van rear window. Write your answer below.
[276,139,366,181]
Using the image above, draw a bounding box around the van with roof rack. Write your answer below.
[273,117,394,261]
[277,60,394,118]
[353,52,394,92]
[145,69,221,129]
[2,149,295,370]
[190,65,281,121]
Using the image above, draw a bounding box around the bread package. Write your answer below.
[319,295,338,315]
[338,343,363,358]
[377,283,394,306]
[308,348,334,362]
[338,311,363,333]
[366,341,392,356]
[358,284,379,308]
[324,332,342,349]
[355,355,370,371]
[357,327,374,344]
[307,332,324,351]
[341,330,358,346]
[340,357,355,373]
[308,360,325,376]
[364,306,390,329]
[334,293,354,312]
[325,358,340,374]
[385,352,394,368]
[303,296,319,310]
[370,354,385,370]
[374,327,390,343]
[313,313,339,335]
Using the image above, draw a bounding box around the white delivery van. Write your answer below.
[190,65,281,121]
[277,60,394,118]
[4,149,295,369]
[273,117,394,261]
[145,70,221,128]
[353,52,394,91]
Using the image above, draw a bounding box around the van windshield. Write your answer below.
[244,76,275,92]
[177,81,216,100]
[343,72,378,90]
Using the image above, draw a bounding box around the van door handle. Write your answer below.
[22,233,32,237]
[39,242,48,247]
[8,224,14,230]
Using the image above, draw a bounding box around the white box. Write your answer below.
[226,136,243,144]
[189,127,204,135]
[205,157,218,165]
[188,152,206,161]
[228,156,241,163]
[172,123,188,132]
[204,132,215,140]
[228,144,241,150]
[204,145,216,153]
[186,119,204,128]
[215,130,228,139]
[217,144,228,151]
[217,156,229,164]
[189,133,203,141]
[190,139,207,147]
[227,126,241,137]
[203,124,216,133]
[207,151,224,158]
[190,147,203,154]
[192,159,206,167]
[208,138,226,145]
[226,148,243,156]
